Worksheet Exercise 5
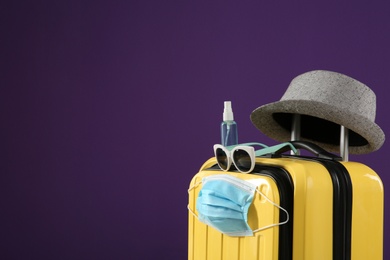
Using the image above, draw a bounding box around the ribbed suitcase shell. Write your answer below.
[342,161,383,259]
[188,158,284,260]
[188,156,383,260]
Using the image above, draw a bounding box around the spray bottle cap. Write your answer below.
[223,101,234,121]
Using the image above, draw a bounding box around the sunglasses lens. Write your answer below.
[233,149,252,172]
[215,148,229,170]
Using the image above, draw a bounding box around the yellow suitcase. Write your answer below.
[187,141,383,260]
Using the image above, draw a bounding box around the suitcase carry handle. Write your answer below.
[273,140,342,161]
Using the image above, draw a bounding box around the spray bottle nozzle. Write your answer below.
[223,101,234,121]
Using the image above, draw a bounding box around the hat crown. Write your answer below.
[281,70,376,122]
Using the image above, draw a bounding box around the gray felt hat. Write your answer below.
[250,70,385,154]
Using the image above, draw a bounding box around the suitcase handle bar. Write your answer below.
[291,114,349,161]
[273,140,342,161]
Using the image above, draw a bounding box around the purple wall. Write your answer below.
[2,1,389,259]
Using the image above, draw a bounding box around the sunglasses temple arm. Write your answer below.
[254,142,298,156]
[225,142,268,151]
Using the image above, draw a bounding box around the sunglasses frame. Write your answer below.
[213,142,298,173]
[213,142,267,173]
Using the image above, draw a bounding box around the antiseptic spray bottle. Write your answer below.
[221,101,238,146]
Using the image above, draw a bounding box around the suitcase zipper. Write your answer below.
[317,159,352,260]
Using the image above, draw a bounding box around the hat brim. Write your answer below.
[250,99,385,154]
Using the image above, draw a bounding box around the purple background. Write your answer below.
[2,1,389,259]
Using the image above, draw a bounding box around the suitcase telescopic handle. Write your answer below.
[291,114,349,161]
[273,140,342,161]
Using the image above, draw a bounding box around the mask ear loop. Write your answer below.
[187,181,202,218]
[252,188,290,233]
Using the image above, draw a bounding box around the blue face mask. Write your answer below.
[188,174,289,237]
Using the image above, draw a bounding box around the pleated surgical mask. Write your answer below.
[188,174,289,237]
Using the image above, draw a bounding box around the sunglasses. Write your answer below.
[213,142,297,173]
